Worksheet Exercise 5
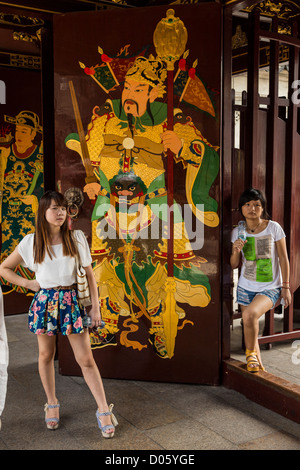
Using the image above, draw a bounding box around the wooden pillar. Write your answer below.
[247,10,260,187]
[222,6,233,360]
[267,17,280,220]
[41,23,56,192]
[285,21,299,332]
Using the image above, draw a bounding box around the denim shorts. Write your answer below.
[237,286,281,308]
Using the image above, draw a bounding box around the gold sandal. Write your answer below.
[245,349,264,373]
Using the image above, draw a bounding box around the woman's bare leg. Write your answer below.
[68,330,113,432]
[37,334,59,424]
[241,294,273,369]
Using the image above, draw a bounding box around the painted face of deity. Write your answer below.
[15,125,36,151]
[111,176,145,201]
[122,78,158,117]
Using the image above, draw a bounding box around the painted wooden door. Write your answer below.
[53,3,222,384]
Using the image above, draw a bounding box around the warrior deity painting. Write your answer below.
[0,111,43,293]
[65,10,219,359]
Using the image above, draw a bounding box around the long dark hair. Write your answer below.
[238,188,270,219]
[33,190,78,263]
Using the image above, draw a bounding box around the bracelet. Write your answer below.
[281,286,290,289]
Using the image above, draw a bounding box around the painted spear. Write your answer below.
[69,80,97,186]
[153,9,187,358]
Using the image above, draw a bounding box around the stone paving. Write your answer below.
[0,313,299,451]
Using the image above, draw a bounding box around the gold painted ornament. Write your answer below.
[153,9,188,71]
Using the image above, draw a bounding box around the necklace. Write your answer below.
[247,220,262,233]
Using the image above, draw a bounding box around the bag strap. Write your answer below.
[75,245,81,269]
[74,253,78,270]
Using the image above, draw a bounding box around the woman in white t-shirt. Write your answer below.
[230,188,291,372]
[0,191,117,438]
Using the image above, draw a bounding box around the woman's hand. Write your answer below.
[230,238,247,269]
[26,279,41,292]
[0,248,38,290]
[232,238,247,254]
[89,306,102,328]
[280,288,292,308]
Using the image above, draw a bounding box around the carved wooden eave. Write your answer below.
[0,11,44,47]
[231,0,300,74]
[0,0,172,13]
[242,0,300,21]
[224,0,300,24]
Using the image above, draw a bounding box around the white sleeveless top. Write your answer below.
[18,230,92,289]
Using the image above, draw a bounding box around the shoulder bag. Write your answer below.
[76,255,92,307]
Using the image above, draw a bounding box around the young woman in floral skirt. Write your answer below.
[0,191,117,438]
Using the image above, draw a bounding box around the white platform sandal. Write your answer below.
[96,403,118,438]
[44,402,60,430]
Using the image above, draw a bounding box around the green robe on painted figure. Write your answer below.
[65,97,219,358]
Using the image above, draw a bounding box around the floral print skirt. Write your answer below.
[28,287,87,336]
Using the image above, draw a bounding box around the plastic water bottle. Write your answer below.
[237,221,247,241]
[82,316,105,328]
